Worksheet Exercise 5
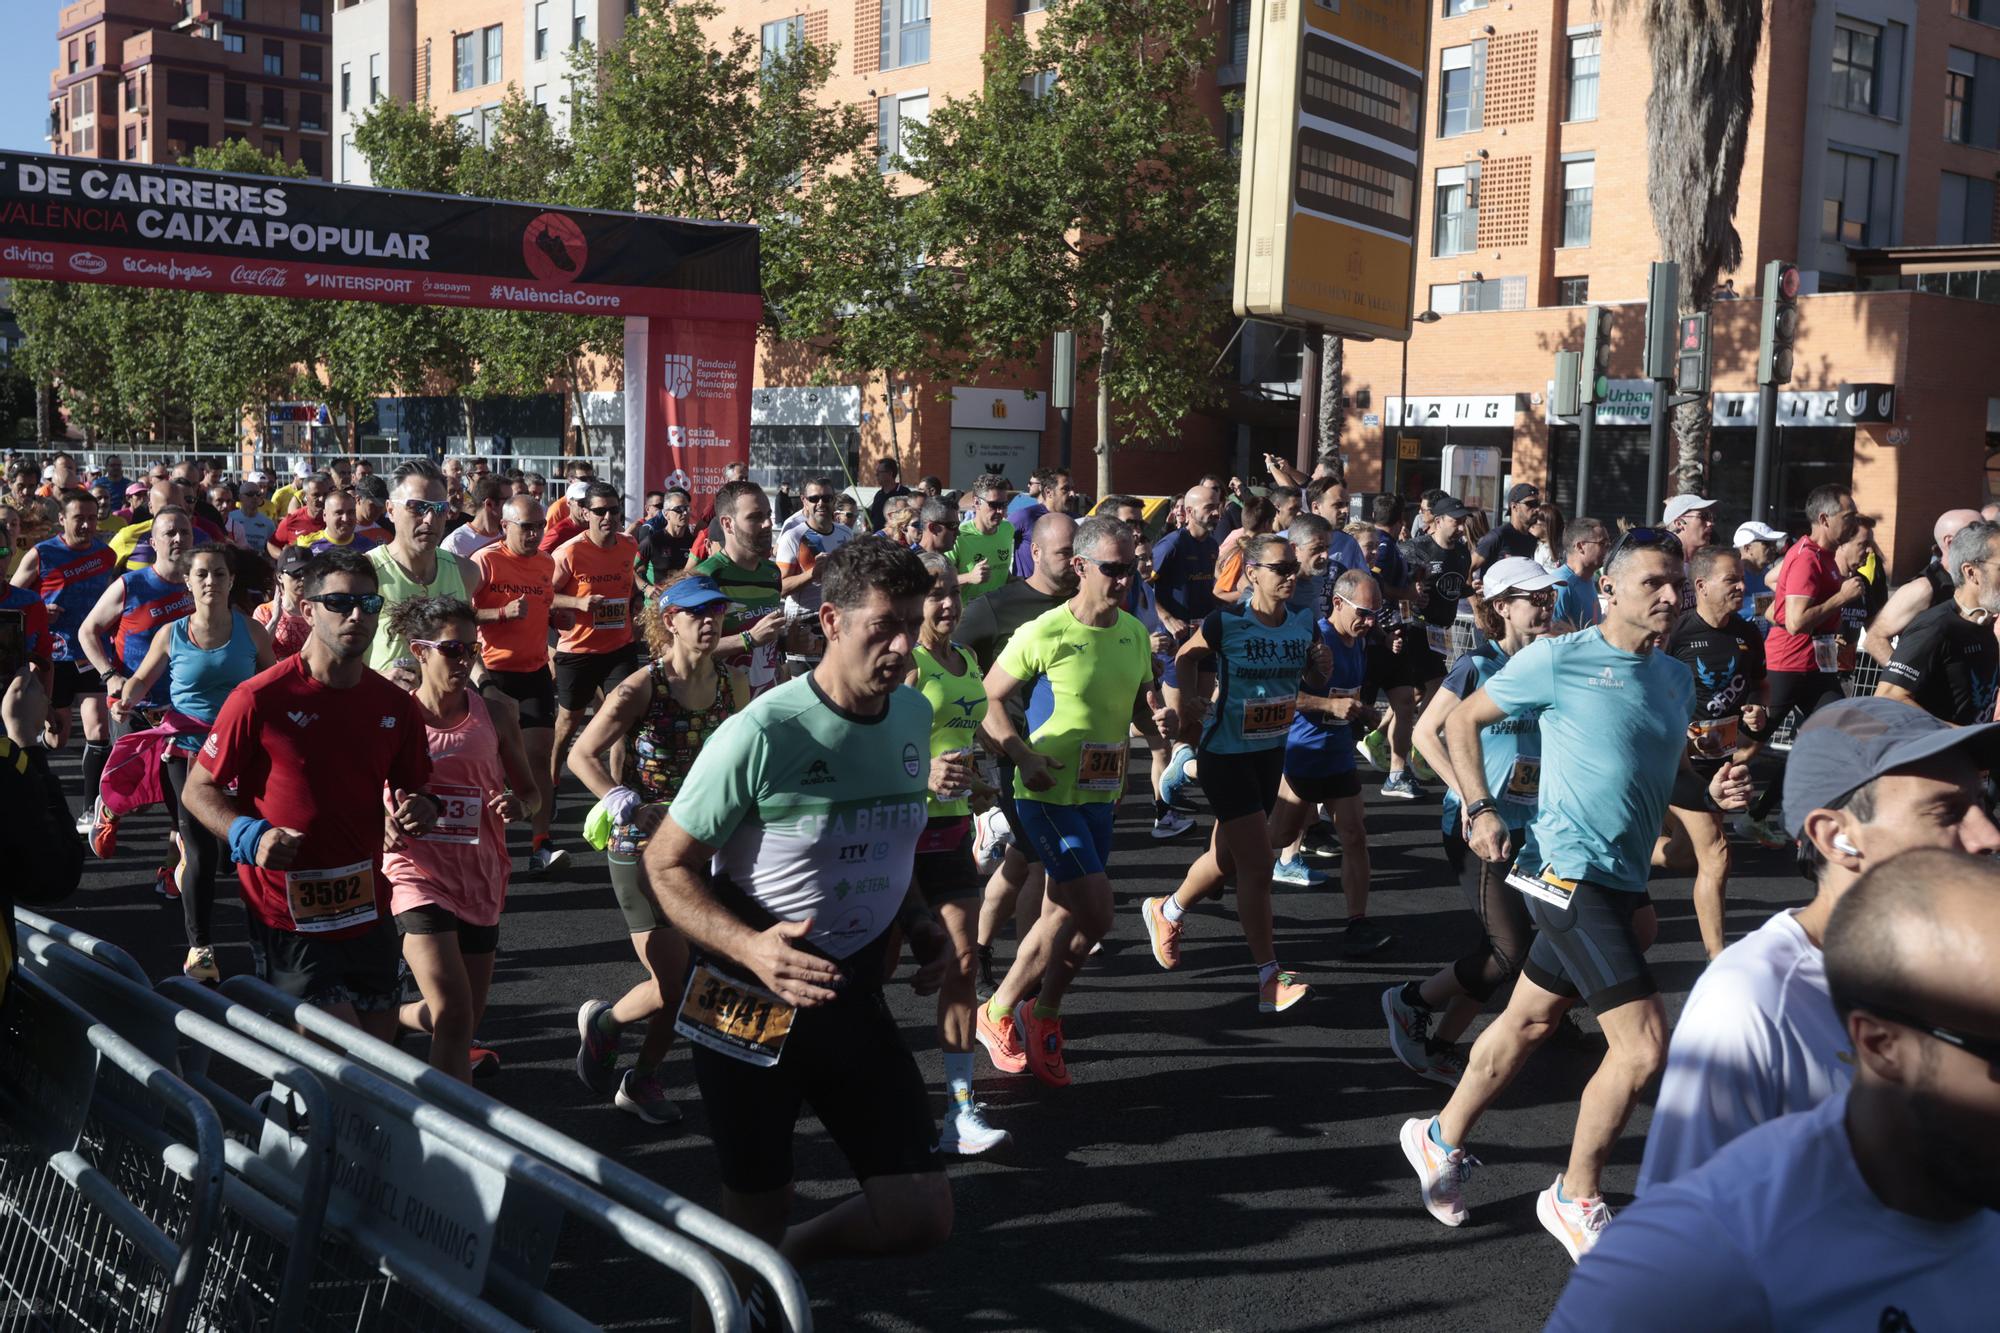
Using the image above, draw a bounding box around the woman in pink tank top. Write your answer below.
[382,596,539,1082]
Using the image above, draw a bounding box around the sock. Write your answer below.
[1257,960,1280,985]
[1428,1118,1455,1153]
[943,1052,975,1108]
[1031,999,1061,1020]
[1400,980,1430,1011]
[1161,896,1186,923]
[533,832,550,849]
[81,741,109,805]
[977,942,993,965]
[1153,797,1169,819]
[986,997,1011,1024]
[1555,1177,1572,1204]
[595,1008,623,1037]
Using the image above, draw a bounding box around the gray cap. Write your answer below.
[1782,697,2000,839]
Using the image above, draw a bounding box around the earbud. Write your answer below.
[1833,833,1861,857]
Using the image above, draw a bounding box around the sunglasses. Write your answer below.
[1254,560,1302,578]
[1334,595,1379,623]
[803,494,834,504]
[1081,556,1137,579]
[584,505,621,518]
[1605,526,1681,565]
[1498,589,1556,608]
[507,519,548,532]
[664,505,690,514]
[400,499,451,518]
[1858,1000,2000,1077]
[411,638,479,660]
[305,592,385,616]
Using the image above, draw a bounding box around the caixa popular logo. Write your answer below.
[229,264,288,289]
[2,245,54,268]
[68,251,107,275]
[661,354,694,400]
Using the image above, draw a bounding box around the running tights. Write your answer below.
[1444,830,1534,1002]
[164,758,221,948]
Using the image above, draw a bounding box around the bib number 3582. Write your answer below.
[285,861,377,934]
[674,963,796,1067]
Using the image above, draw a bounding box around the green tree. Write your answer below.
[901,0,1239,495]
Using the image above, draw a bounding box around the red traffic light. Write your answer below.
[1777,264,1800,300]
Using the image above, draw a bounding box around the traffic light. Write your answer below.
[1758,259,1800,385]
[1676,313,1710,395]
[1552,351,1582,418]
[1642,260,1681,380]
[1579,304,1613,405]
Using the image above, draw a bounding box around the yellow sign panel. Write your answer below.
[1233,0,1433,342]
[1398,435,1421,459]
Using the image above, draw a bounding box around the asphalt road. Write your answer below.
[44,749,1810,1332]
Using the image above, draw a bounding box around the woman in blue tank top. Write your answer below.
[118,546,274,984]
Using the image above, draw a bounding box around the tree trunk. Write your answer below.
[35,382,50,447]
[1096,307,1113,500]
[1317,331,1344,465]
[882,368,901,475]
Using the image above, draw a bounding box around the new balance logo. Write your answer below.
[381,716,397,728]
[286,710,319,728]
[802,759,836,785]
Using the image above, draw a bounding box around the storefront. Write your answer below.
[750,385,860,492]
[1381,394,1524,510]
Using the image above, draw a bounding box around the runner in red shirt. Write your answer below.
[269,473,335,556]
[182,548,439,1038]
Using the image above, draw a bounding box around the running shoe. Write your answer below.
[1420,1041,1466,1087]
[615,1067,683,1125]
[1016,1002,1070,1088]
[469,1045,501,1080]
[1159,743,1199,813]
[1379,769,1424,801]
[1400,1115,1479,1227]
[1410,749,1438,784]
[1271,856,1326,887]
[73,807,93,837]
[1537,1175,1613,1263]
[1150,808,1196,840]
[1382,983,1435,1073]
[936,1102,1011,1156]
[1301,823,1341,860]
[1257,970,1310,1013]
[530,842,570,873]
[182,946,219,985]
[973,805,1015,873]
[1358,728,1390,773]
[1141,896,1182,970]
[1733,812,1790,849]
[1341,918,1394,958]
[575,999,620,1094]
[975,1002,1027,1074]
[152,865,179,901]
[90,801,120,860]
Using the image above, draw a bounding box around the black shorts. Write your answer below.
[50,660,104,709]
[394,903,500,955]
[245,914,401,1013]
[1522,878,1656,1013]
[913,818,980,906]
[691,986,941,1194]
[553,644,641,712]
[1394,628,1450,689]
[1284,766,1362,805]
[484,668,556,729]
[1196,746,1284,822]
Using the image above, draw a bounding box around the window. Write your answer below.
[1432,164,1478,255]
[300,92,323,130]
[1561,156,1594,247]
[1022,68,1058,99]
[762,17,805,66]
[84,35,96,67]
[301,139,322,177]
[535,2,549,60]
[1017,0,1047,11]
[1566,30,1599,122]
[1830,20,1879,114]
[301,2,323,33]
[166,70,209,109]
[1957,0,2000,23]
[67,41,77,76]
[878,90,929,172]
[340,63,351,112]
[1556,276,1589,306]
[573,2,588,49]
[479,104,502,146]
[369,53,381,103]
[455,32,477,90]
[1222,0,1250,76]
[882,0,931,71]
[1938,171,1998,244]
[340,133,352,180]
[1438,42,1485,137]
[300,45,323,82]
[222,0,244,17]
[1429,283,1464,314]
[532,84,548,110]
[483,24,503,86]
[1822,148,1876,243]
[72,81,94,118]
[1444,0,1486,15]
[263,86,286,126]
[265,135,284,159]
[124,78,137,111]
[264,41,284,77]
[221,33,245,54]
[223,81,248,121]
[124,124,137,159]
[1947,49,1976,143]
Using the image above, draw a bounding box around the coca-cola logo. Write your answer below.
[230,264,288,288]
[69,252,107,275]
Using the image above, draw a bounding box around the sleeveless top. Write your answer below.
[116,568,194,705]
[384,690,510,926]
[167,611,258,741]
[34,535,119,662]
[610,661,744,857]
[911,641,985,819]
[366,545,471,671]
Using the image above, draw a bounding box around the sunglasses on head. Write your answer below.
[411,638,478,660]
[1253,560,1302,578]
[1081,556,1137,579]
[305,592,385,616]
[1605,526,1681,565]
[400,498,451,518]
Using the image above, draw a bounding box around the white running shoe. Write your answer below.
[1150,809,1196,840]
[973,805,1015,874]
[936,1102,1011,1155]
[1537,1175,1613,1262]
[1400,1116,1479,1227]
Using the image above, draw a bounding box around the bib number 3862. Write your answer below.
[674,963,796,1067]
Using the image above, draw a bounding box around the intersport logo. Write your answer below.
[68,251,107,275]
[230,264,288,288]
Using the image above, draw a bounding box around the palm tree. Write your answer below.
[1635,0,1767,493]
[1317,331,1344,467]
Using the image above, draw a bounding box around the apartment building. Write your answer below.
[1333,0,2000,568]
[49,0,335,178]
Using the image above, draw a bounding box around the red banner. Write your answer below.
[626,316,754,502]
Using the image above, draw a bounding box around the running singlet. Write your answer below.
[1197,602,1317,754]
[366,546,471,671]
[668,674,930,964]
[1481,627,1694,892]
[167,612,258,737]
[198,654,432,937]
[0,585,51,664]
[611,663,746,857]
[384,690,510,927]
[552,532,639,655]
[694,552,784,696]
[115,569,194,706]
[33,536,118,662]
[254,600,309,660]
[1285,621,1368,779]
[1437,642,1543,850]
[996,603,1154,805]
[951,522,1014,601]
[470,542,556,671]
[912,641,985,819]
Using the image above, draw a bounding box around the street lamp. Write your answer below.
[1391,309,1442,496]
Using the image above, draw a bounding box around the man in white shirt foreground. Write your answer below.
[1549,847,2000,1331]
[1638,696,2000,1191]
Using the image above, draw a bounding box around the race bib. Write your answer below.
[285,861,377,934]
[1688,715,1739,758]
[592,597,629,629]
[673,963,795,1068]
[1505,865,1576,909]
[1242,695,1297,742]
[1811,634,1853,674]
[1425,623,1450,656]
[1503,756,1541,802]
[1076,741,1129,793]
[419,783,483,846]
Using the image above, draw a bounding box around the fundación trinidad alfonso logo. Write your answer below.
[521,212,587,283]
[661,353,695,399]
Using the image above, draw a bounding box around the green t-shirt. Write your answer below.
[695,551,784,695]
[951,521,1014,601]
[996,603,1154,805]
[366,545,472,671]
[668,674,932,960]
[911,642,985,818]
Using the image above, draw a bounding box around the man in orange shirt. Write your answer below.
[474,494,565,871]
[551,482,640,792]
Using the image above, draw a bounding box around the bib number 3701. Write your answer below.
[674,963,796,1067]
[1076,741,1128,793]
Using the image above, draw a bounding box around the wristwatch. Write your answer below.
[1463,797,1498,824]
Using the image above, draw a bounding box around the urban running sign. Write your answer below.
[0,150,760,322]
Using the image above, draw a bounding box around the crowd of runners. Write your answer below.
[3,443,1997,1326]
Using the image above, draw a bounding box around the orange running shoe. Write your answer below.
[1259,969,1311,1013]
[1141,896,1182,970]
[1016,1001,1070,1088]
[975,1002,1027,1074]
[89,800,120,860]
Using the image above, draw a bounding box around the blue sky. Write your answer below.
[3,5,62,153]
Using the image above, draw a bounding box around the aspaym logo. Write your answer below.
[521,212,587,283]
[661,354,694,399]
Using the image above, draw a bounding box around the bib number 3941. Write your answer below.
[674,963,796,1067]
[1076,741,1128,793]
[285,861,377,934]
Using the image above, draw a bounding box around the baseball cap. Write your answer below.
[276,545,311,575]
[1733,520,1787,547]
[1482,556,1564,597]
[1781,697,2000,840]
[1661,494,1718,526]
[566,479,592,504]
[124,482,148,498]
[247,469,272,486]
[291,459,311,479]
[1430,496,1473,521]
[1506,483,1541,507]
[660,575,731,613]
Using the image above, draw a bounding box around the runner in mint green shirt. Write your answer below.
[977,517,1171,1092]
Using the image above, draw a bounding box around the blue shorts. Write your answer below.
[1012,799,1118,883]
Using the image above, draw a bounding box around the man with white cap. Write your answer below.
[1661,494,1717,611]
[1638,696,2000,1193]
[1867,507,1981,653]
[1731,520,1787,621]
[539,478,592,554]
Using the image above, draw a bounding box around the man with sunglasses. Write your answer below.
[366,461,481,675]
[951,474,1014,602]
[634,486,696,599]
[474,496,564,871]
[1877,519,2000,727]
[184,549,438,1038]
[1553,848,2000,1329]
[1401,528,1752,1262]
[775,477,855,678]
[551,480,642,770]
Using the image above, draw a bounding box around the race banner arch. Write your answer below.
[0,149,760,516]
